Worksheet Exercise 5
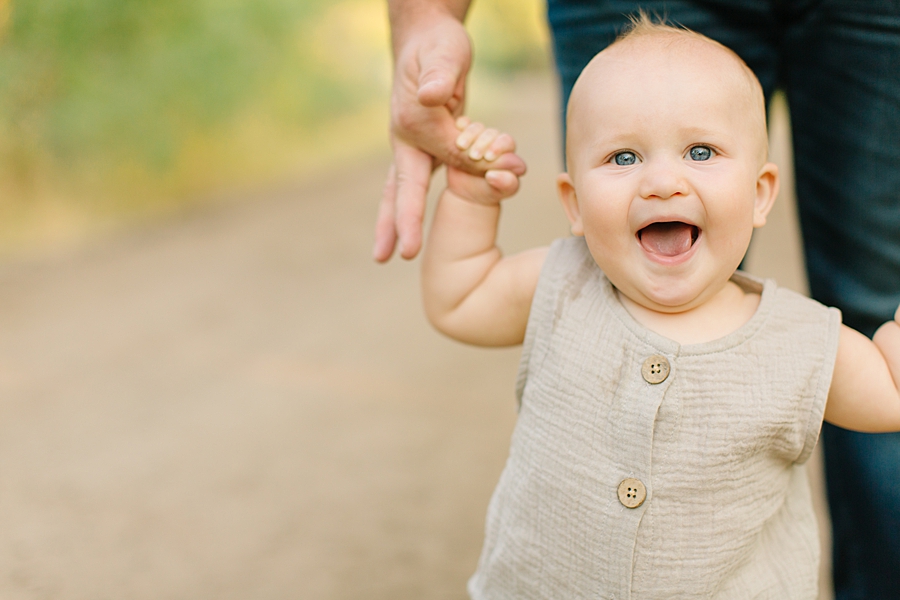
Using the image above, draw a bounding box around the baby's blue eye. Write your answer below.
[613,151,637,166]
[689,146,713,161]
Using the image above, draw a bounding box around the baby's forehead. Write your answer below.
[566,31,767,161]
[584,33,751,95]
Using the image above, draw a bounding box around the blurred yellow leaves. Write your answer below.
[307,0,391,88]
[468,0,549,71]
[0,0,8,39]
[0,0,549,258]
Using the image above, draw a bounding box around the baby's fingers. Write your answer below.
[485,169,519,197]
[484,132,516,162]
[447,166,519,206]
[454,117,518,164]
[468,128,501,160]
[455,120,485,152]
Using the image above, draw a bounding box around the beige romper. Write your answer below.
[468,237,842,599]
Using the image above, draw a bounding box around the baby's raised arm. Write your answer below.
[421,118,547,346]
[826,308,900,432]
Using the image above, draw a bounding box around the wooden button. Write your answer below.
[617,478,647,508]
[641,355,670,384]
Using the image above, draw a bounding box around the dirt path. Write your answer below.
[0,75,830,599]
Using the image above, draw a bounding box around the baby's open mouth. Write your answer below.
[638,221,700,257]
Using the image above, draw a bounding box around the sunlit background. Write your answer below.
[0,2,560,598]
[0,0,547,256]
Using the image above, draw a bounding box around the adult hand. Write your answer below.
[375,11,526,261]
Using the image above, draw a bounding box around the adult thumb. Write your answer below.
[417,36,469,107]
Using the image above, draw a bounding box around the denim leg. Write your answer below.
[820,423,900,598]
[783,3,900,597]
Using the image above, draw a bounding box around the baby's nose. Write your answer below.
[638,158,689,200]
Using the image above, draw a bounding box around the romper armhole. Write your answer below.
[515,238,574,407]
[796,304,843,464]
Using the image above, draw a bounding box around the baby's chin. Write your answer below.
[586,241,734,315]
[612,275,727,316]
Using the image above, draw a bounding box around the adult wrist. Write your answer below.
[388,0,470,58]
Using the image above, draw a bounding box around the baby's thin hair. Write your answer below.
[616,10,722,49]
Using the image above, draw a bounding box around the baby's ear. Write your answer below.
[753,162,779,228]
[557,173,584,236]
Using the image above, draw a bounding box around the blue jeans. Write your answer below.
[547,1,900,597]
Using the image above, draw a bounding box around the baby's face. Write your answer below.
[559,35,778,314]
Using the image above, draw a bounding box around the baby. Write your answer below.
[420,17,900,600]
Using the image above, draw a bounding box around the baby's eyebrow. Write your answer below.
[583,131,638,150]
[676,125,724,139]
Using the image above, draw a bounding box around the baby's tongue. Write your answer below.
[639,222,696,257]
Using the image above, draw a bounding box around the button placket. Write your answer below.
[616,354,670,511]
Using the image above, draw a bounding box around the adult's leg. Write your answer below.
[782,1,900,597]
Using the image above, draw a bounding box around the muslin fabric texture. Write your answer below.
[468,237,842,599]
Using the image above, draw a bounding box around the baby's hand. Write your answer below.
[446,117,523,205]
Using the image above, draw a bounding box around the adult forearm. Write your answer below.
[388,0,472,57]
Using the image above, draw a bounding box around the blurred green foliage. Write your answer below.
[0,0,548,250]
[0,0,331,184]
